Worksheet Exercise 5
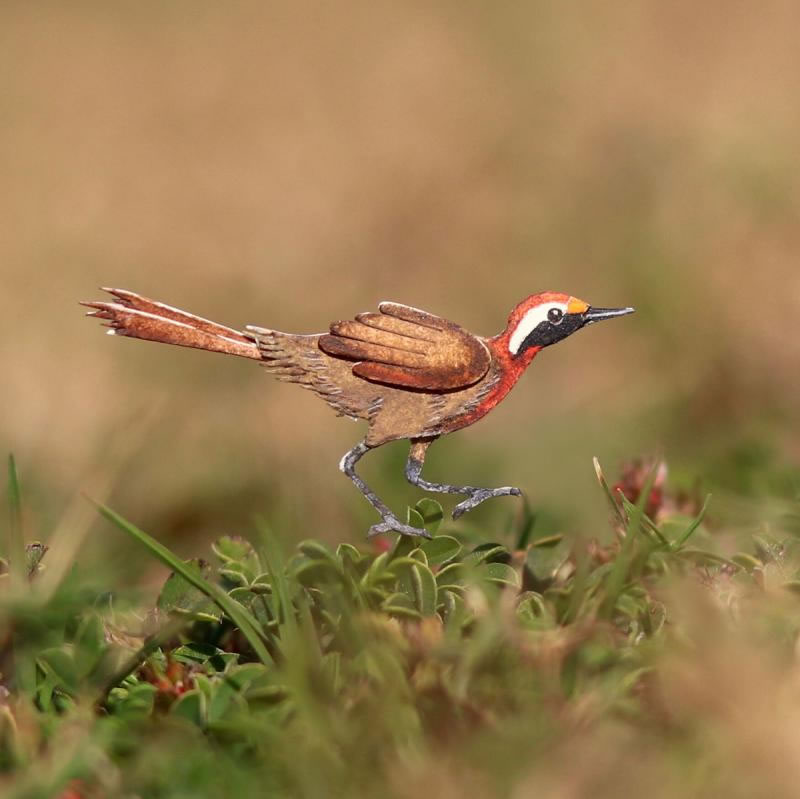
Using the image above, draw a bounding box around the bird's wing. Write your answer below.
[318,302,490,390]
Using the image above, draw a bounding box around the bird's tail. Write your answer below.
[81,288,262,360]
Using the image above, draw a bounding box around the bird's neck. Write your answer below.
[488,331,541,378]
[440,334,541,434]
[474,333,541,410]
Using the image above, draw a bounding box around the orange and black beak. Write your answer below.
[582,306,636,325]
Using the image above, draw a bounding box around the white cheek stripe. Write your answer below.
[508,303,567,354]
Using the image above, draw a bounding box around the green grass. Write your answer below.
[2,456,800,798]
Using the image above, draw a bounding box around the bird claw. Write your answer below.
[452,486,523,519]
[368,516,432,539]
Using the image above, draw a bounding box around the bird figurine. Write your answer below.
[83,288,634,538]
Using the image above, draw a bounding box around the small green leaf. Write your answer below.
[480,562,520,588]
[421,535,461,566]
[463,544,509,566]
[411,562,438,615]
[382,592,415,610]
[525,539,571,585]
[435,562,468,586]
[362,551,389,584]
[414,498,444,535]
[172,643,238,671]
[157,559,221,621]
[294,558,345,587]
[109,683,157,719]
[212,535,259,566]
[219,568,250,587]
[298,540,338,563]
[171,689,206,727]
[224,663,271,692]
[530,534,564,548]
[321,651,341,695]
[516,591,552,629]
[97,505,273,664]
[390,557,438,615]
[615,594,646,624]
[439,590,470,629]
[336,543,363,569]
[73,613,106,678]
[384,605,423,620]
[407,507,426,530]
[37,648,78,693]
[207,680,246,724]
[642,601,667,635]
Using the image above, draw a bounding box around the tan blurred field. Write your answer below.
[2,0,799,548]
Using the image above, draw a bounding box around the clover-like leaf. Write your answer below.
[293,558,344,587]
[157,559,222,622]
[207,680,247,724]
[463,543,510,566]
[172,643,238,672]
[525,538,571,587]
[479,562,520,589]
[421,535,461,566]
[392,559,438,615]
[407,507,426,530]
[73,612,106,679]
[212,536,261,580]
[412,562,438,615]
[413,498,444,536]
[171,689,206,727]
[109,682,157,720]
[219,568,250,587]
[37,647,78,693]
[516,592,554,629]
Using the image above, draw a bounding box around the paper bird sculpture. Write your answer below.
[84,289,634,538]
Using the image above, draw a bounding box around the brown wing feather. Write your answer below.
[318,302,490,390]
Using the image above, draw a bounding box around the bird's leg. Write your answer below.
[405,438,523,520]
[339,440,431,539]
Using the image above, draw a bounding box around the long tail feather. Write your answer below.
[81,288,262,360]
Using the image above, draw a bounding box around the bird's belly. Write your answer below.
[436,369,520,435]
[363,369,517,445]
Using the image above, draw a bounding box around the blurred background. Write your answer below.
[3,0,799,562]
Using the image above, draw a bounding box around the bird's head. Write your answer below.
[501,292,635,361]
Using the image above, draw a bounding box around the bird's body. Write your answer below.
[83,288,633,538]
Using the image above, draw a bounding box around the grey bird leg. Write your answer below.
[339,440,431,539]
[405,438,523,519]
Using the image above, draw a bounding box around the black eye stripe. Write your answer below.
[548,307,564,324]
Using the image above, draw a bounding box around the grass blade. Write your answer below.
[96,503,273,665]
[256,517,296,639]
[7,454,26,590]
[599,461,659,618]
[671,494,712,551]
[6,455,36,698]
[593,457,627,528]
[617,492,670,548]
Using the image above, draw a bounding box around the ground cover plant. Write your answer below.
[2,453,800,798]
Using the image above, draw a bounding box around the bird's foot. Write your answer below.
[367,515,432,539]
[452,486,523,520]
